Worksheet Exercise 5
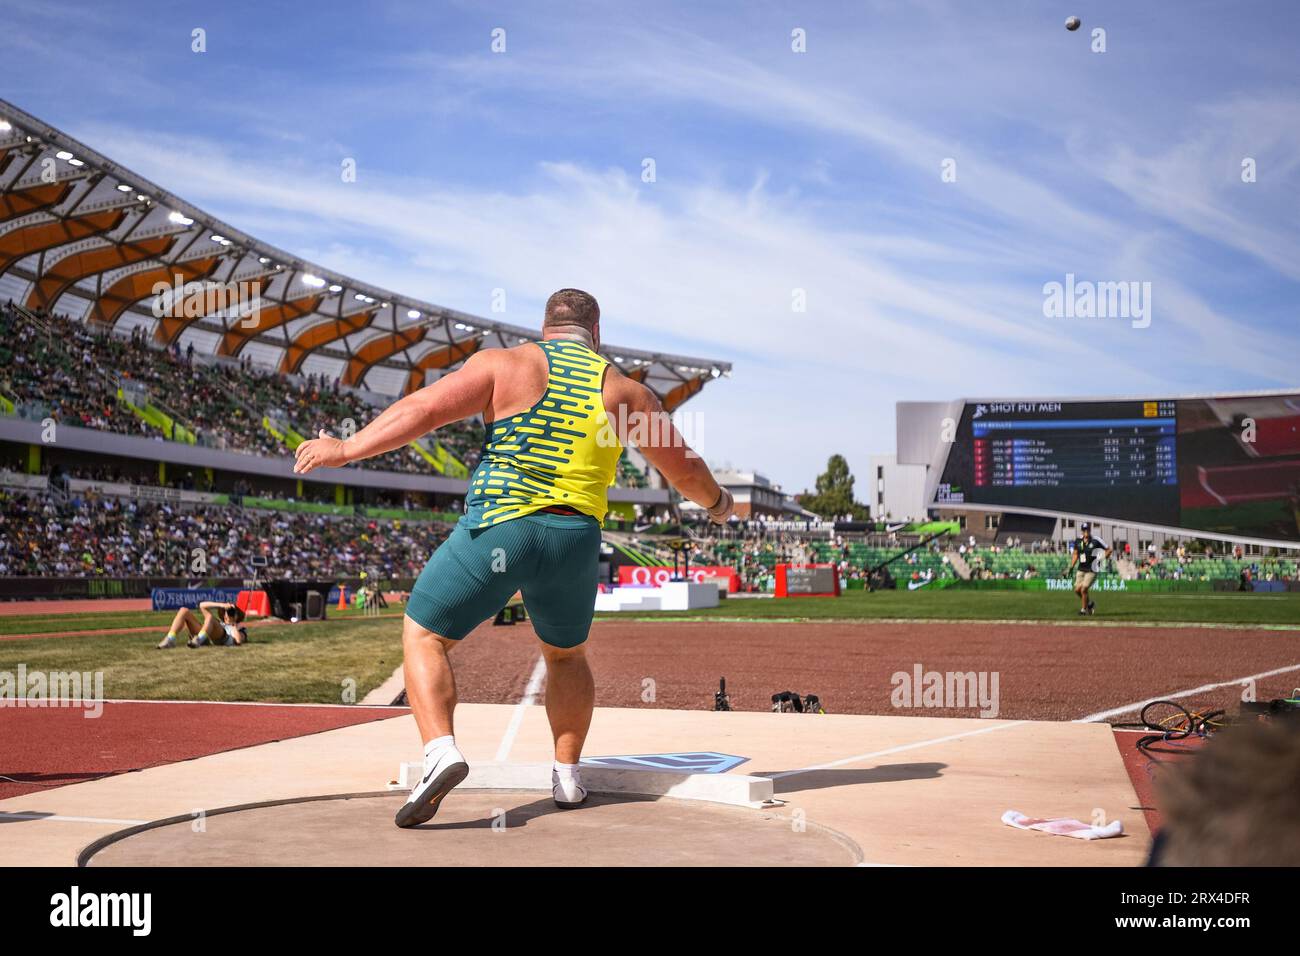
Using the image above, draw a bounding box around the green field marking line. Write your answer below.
[593,615,1300,631]
[609,541,655,566]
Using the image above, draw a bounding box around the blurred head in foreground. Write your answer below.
[1154,717,1300,866]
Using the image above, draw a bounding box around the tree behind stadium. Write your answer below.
[800,454,868,520]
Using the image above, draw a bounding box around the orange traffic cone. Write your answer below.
[337,585,347,610]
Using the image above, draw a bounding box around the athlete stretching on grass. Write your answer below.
[156,601,247,648]
[1065,522,1111,616]
[293,289,734,828]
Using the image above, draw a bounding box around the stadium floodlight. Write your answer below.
[211,235,225,242]
[0,120,11,132]
[116,183,132,192]
[137,194,149,202]
[55,150,73,160]
[407,309,420,319]
[167,211,194,225]
[67,158,84,167]
[301,274,326,288]
[258,256,270,264]
[329,284,343,293]
[710,366,721,379]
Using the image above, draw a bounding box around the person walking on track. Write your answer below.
[294,289,734,827]
[1066,522,1111,616]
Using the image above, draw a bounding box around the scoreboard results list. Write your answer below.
[972,400,1177,490]
[936,400,1182,526]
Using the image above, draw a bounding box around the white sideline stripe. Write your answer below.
[0,812,147,825]
[769,720,1028,780]
[494,655,548,763]
[1076,662,1300,723]
[603,617,1300,632]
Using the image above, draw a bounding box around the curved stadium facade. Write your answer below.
[0,98,730,516]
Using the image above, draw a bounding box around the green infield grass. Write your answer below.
[0,615,403,704]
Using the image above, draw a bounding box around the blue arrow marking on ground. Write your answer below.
[580,752,749,773]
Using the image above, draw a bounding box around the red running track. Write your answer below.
[0,701,406,800]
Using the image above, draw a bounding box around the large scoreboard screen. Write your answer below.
[933,395,1300,543]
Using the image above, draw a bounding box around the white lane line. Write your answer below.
[601,617,1300,631]
[1075,661,1300,723]
[494,655,548,763]
[0,812,147,825]
[769,719,1029,781]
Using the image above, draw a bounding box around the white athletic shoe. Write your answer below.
[156,635,175,649]
[553,767,589,809]
[395,744,469,829]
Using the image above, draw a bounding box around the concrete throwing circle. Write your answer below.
[82,790,861,867]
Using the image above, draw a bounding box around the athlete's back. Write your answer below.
[463,338,622,528]
[291,288,735,829]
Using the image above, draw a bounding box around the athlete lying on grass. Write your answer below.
[156,601,248,649]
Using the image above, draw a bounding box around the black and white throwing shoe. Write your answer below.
[395,744,469,829]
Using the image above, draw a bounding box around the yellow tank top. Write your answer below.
[462,339,623,528]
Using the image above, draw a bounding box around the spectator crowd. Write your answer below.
[0,303,484,476]
[0,487,450,579]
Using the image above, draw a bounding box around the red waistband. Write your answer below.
[539,505,583,516]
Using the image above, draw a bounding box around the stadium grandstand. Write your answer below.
[0,98,731,595]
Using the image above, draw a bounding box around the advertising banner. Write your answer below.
[617,565,739,592]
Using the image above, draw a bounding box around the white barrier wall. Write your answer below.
[594,581,719,613]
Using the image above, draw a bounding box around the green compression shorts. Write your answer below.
[405,511,601,648]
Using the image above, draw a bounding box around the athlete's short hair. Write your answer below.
[543,289,600,334]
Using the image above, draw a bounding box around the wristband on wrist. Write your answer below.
[707,488,731,520]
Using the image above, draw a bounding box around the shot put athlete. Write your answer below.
[294,289,734,828]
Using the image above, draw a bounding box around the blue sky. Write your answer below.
[3,0,1298,494]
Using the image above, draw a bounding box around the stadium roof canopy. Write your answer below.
[0,99,730,410]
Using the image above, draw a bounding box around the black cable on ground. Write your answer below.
[1113,699,1225,764]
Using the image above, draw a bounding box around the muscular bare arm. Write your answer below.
[294,352,496,474]
[606,372,733,522]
